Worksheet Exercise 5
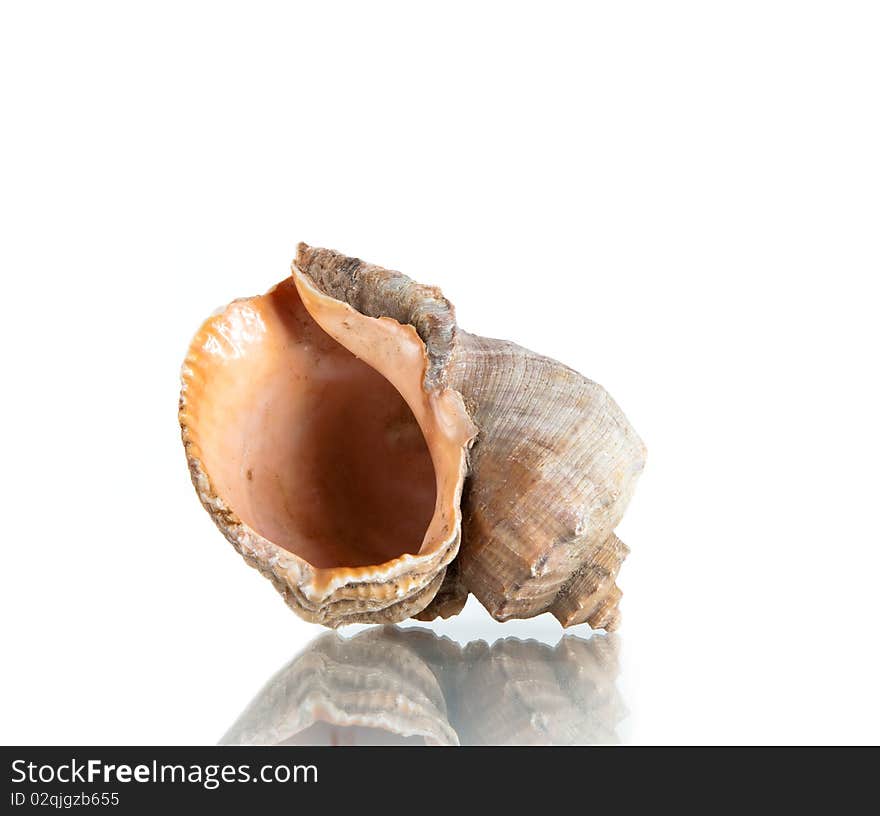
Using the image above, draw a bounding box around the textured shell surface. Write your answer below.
[436,333,644,630]
[180,243,645,629]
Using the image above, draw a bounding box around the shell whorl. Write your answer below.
[440,332,646,629]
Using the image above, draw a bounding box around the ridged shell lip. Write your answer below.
[179,263,475,607]
[178,445,464,604]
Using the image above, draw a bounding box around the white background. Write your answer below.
[1,2,878,745]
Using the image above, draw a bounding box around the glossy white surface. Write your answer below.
[1,2,878,745]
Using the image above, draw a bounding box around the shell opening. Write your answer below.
[183,278,442,569]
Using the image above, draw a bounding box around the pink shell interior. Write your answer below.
[183,279,438,568]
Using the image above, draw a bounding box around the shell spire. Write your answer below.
[433,333,646,630]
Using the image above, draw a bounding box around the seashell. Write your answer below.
[180,243,645,628]
[221,626,625,746]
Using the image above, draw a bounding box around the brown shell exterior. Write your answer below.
[438,332,645,630]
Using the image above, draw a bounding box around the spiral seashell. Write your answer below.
[180,244,645,628]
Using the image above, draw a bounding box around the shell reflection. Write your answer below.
[221,627,625,746]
